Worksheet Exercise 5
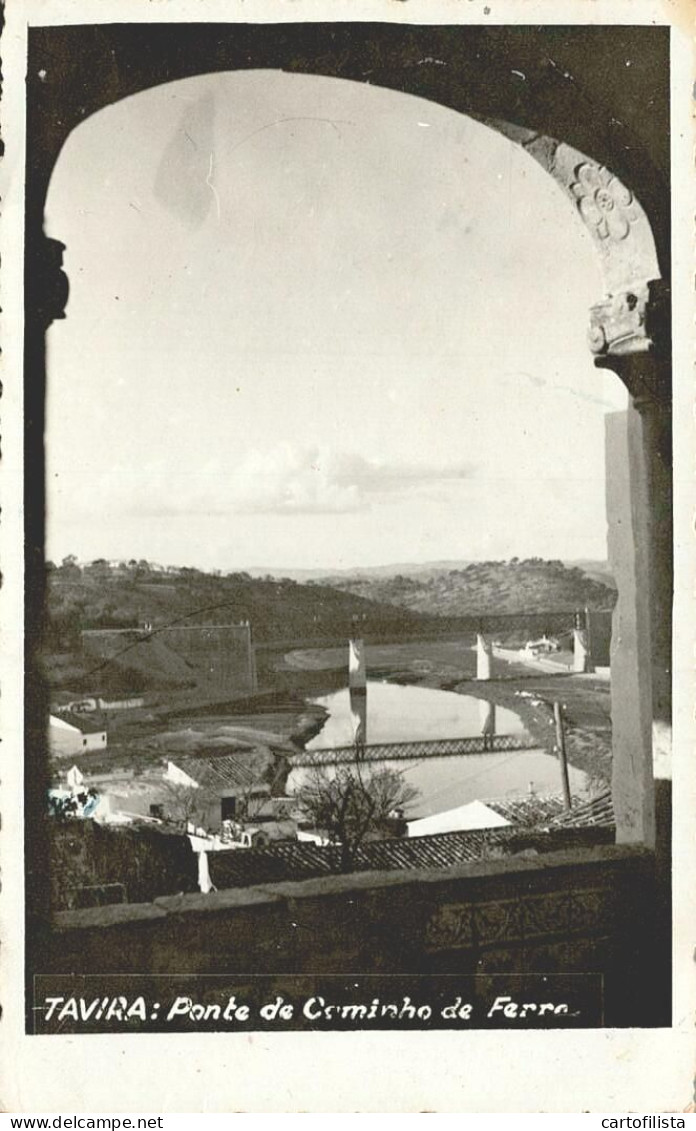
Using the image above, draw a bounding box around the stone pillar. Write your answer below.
[478,699,496,749]
[350,689,368,749]
[476,633,492,681]
[572,627,590,673]
[640,404,673,779]
[605,409,655,846]
[590,291,672,743]
[348,638,367,692]
[573,608,595,674]
[26,233,71,931]
[589,269,671,849]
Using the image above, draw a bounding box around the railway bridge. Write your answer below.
[291,733,540,768]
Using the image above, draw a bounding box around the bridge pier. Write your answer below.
[348,638,367,692]
[476,633,493,680]
[573,626,593,673]
[479,700,496,750]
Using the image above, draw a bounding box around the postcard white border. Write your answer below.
[1,0,694,1113]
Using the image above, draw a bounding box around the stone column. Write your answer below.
[639,402,673,781]
[572,627,590,673]
[478,699,496,749]
[348,638,367,692]
[605,409,656,846]
[592,284,671,847]
[26,233,71,929]
[350,689,368,750]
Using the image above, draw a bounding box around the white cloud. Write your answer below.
[228,446,362,514]
[70,444,474,519]
[223,445,473,515]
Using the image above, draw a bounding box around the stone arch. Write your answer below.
[29,24,670,396]
[500,130,665,370]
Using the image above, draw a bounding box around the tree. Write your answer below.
[160,778,220,833]
[59,554,81,581]
[295,762,419,873]
[86,558,112,582]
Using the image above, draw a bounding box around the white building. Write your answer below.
[406,800,511,838]
[163,760,198,789]
[49,713,107,756]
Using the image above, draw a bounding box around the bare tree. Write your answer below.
[160,778,219,833]
[295,762,419,872]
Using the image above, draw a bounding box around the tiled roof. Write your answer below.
[207,822,614,890]
[482,792,614,829]
[549,789,614,828]
[484,795,569,825]
[53,710,108,734]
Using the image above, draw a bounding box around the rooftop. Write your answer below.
[207,796,616,890]
[173,750,272,792]
[50,711,108,735]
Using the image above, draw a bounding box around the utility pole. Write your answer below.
[553,700,572,810]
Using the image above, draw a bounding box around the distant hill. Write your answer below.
[564,560,617,588]
[43,557,616,693]
[245,558,615,585]
[306,558,617,618]
[244,560,476,581]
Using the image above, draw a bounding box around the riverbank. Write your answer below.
[453,677,611,787]
[280,639,612,787]
[75,637,611,790]
[68,690,328,777]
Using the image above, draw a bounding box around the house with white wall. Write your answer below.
[49,712,107,756]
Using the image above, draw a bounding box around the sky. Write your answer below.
[45,70,627,572]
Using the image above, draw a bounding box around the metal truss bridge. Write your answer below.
[291,733,540,767]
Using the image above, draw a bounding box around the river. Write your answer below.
[288,680,589,818]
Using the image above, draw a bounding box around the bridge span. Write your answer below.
[292,733,540,767]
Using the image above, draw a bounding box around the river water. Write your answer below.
[288,681,589,818]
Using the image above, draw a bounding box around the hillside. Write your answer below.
[245,558,615,584]
[564,560,617,589]
[310,558,616,618]
[43,557,616,694]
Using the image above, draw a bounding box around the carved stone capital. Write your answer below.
[589,283,648,357]
[28,235,69,329]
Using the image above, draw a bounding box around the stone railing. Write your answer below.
[36,845,669,1029]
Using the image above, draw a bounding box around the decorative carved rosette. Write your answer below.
[570,163,639,243]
